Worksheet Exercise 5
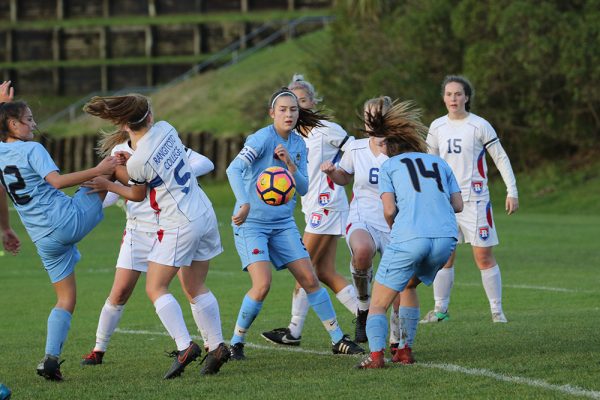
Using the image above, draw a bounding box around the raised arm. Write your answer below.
[45,156,118,189]
[320,160,353,186]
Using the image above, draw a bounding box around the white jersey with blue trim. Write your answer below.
[126,121,212,230]
[0,141,70,241]
[427,113,501,201]
[338,138,389,233]
[301,120,354,214]
[379,152,459,242]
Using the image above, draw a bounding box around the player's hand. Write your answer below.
[320,161,336,175]
[114,151,131,165]
[232,203,250,226]
[95,156,119,175]
[2,228,21,255]
[0,81,14,103]
[506,196,519,215]
[274,144,296,173]
[82,176,111,193]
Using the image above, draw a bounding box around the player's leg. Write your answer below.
[347,226,377,342]
[421,251,455,323]
[230,261,272,360]
[473,246,506,322]
[392,278,420,365]
[389,293,401,354]
[287,258,364,355]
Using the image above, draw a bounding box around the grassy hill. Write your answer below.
[45,29,330,138]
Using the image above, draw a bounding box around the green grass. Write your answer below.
[0,176,599,399]
[44,29,330,137]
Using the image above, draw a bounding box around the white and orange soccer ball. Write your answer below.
[256,166,296,206]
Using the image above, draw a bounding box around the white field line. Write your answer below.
[115,328,600,399]
[454,281,595,294]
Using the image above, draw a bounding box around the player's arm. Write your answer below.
[320,161,353,186]
[226,146,256,226]
[444,161,464,213]
[82,177,146,202]
[186,149,214,177]
[0,186,20,255]
[485,138,519,215]
[381,192,397,229]
[274,144,308,195]
[45,156,118,189]
[450,192,463,213]
[0,81,14,103]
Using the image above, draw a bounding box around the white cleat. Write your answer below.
[492,312,508,323]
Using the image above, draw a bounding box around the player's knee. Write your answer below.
[251,282,271,300]
[476,255,496,269]
[351,249,373,269]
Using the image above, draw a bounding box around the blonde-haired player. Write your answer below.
[421,75,518,324]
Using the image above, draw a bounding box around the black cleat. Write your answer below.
[81,350,104,366]
[200,343,230,375]
[354,309,368,343]
[36,355,64,381]
[332,334,365,355]
[229,343,246,361]
[163,341,201,379]
[261,327,301,347]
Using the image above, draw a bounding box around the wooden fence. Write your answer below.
[38,131,246,180]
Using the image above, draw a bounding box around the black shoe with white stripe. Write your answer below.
[332,334,365,355]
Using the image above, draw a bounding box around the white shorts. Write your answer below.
[149,211,223,267]
[456,200,499,247]
[345,221,390,256]
[116,228,155,272]
[304,209,348,235]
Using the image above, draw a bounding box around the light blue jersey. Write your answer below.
[226,125,308,228]
[0,141,73,241]
[379,152,460,242]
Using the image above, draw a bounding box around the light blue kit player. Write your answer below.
[0,98,117,380]
[355,99,464,369]
[225,88,364,360]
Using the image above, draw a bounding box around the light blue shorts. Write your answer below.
[233,225,309,270]
[375,237,457,292]
[35,187,104,283]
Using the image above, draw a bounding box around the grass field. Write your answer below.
[1,179,599,400]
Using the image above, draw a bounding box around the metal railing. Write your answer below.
[39,15,332,129]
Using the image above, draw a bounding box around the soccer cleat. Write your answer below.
[392,344,415,365]
[354,309,368,343]
[229,343,246,361]
[36,355,64,381]
[200,343,230,375]
[261,327,301,347]
[163,341,201,379]
[419,309,450,323]
[355,350,385,369]
[332,334,365,355]
[492,312,508,323]
[389,342,399,356]
[81,350,104,366]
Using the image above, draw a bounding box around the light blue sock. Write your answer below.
[231,295,263,345]
[307,288,343,343]
[399,306,420,348]
[45,308,72,357]
[366,313,387,353]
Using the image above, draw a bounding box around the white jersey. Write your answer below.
[301,120,354,214]
[339,138,389,233]
[126,121,212,230]
[427,113,518,202]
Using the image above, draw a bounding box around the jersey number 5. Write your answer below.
[400,158,444,193]
[0,165,32,205]
[174,159,191,194]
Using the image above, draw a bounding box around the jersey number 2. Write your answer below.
[0,165,32,205]
[400,158,444,193]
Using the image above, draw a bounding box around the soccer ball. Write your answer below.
[256,166,296,206]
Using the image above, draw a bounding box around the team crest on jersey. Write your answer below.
[310,212,323,228]
[318,192,331,207]
[478,226,490,241]
[472,181,483,194]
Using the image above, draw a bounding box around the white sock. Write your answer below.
[433,266,454,313]
[335,284,358,316]
[388,309,401,344]
[481,265,503,313]
[288,288,308,338]
[154,294,191,351]
[190,291,224,352]
[94,299,124,352]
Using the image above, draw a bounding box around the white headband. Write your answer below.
[129,107,150,125]
[270,91,297,109]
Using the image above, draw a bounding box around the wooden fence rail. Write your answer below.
[38,131,246,180]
